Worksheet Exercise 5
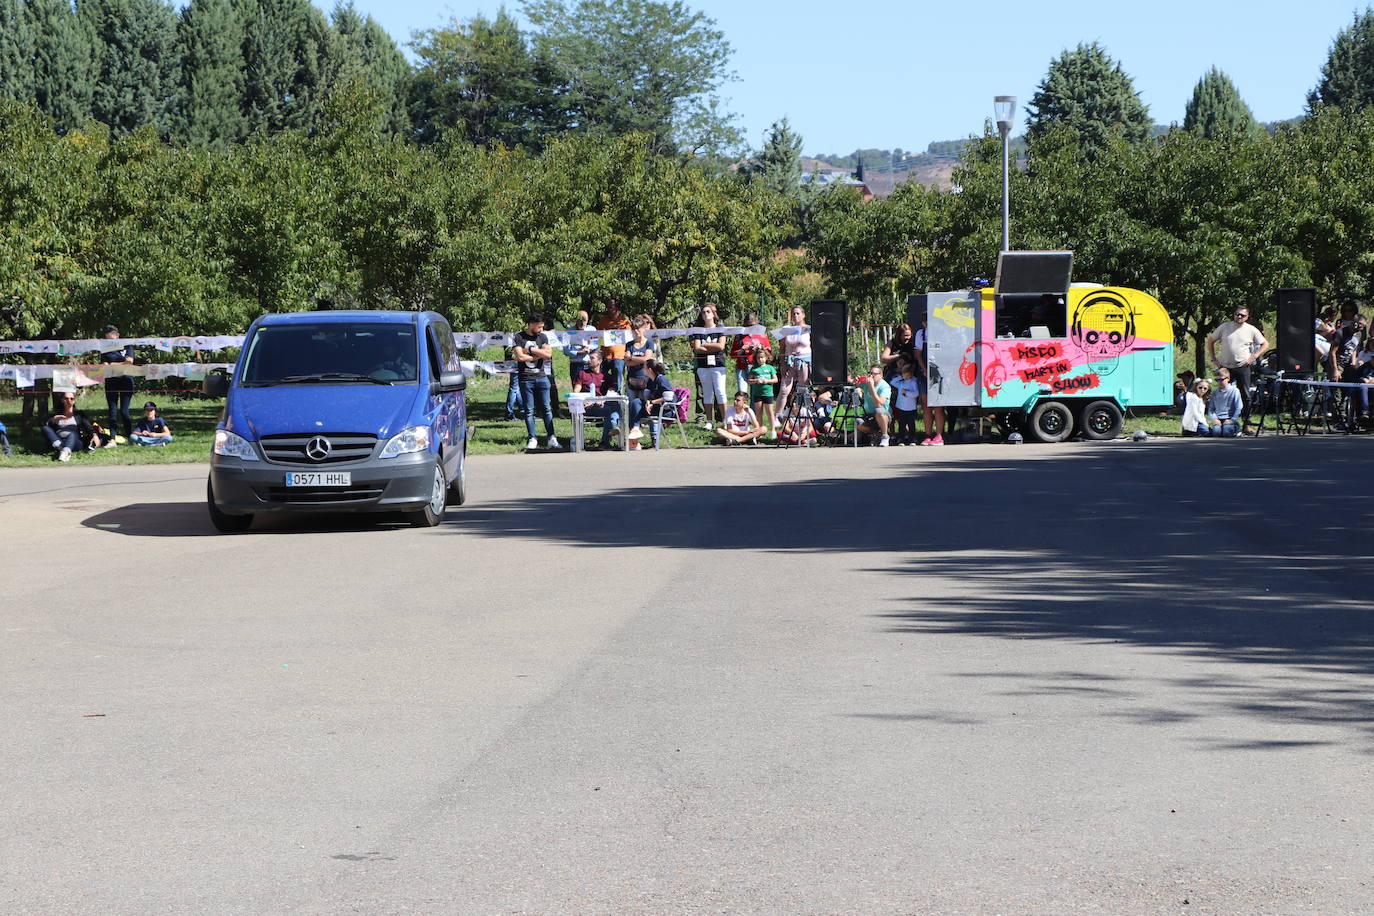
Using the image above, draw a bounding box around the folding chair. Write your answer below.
[652,390,691,449]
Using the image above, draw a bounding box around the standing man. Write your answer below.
[513,313,559,451]
[563,310,595,384]
[100,325,136,439]
[596,299,631,395]
[1207,305,1267,433]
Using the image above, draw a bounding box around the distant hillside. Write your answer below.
[808,120,1304,197]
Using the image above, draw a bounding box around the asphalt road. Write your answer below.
[1,437,1372,914]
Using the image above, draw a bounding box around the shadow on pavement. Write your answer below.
[81,503,417,536]
[441,437,1374,747]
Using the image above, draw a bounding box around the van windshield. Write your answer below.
[239,323,420,386]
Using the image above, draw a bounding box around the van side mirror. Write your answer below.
[203,371,230,398]
[433,371,467,394]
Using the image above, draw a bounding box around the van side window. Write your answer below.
[432,320,459,370]
[425,330,443,378]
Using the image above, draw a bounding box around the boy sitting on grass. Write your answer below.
[714,391,765,445]
[131,401,173,446]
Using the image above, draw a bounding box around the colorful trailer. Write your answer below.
[918,253,1173,442]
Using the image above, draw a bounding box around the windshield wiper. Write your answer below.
[273,373,392,385]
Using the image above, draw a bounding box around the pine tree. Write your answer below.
[27,0,97,131]
[1308,9,1374,112]
[238,0,330,134]
[326,2,409,134]
[0,0,36,103]
[84,0,179,136]
[173,0,245,146]
[1183,67,1262,138]
[742,118,803,197]
[1026,41,1151,155]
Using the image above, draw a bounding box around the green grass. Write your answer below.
[0,395,223,467]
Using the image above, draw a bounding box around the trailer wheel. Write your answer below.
[1029,400,1074,443]
[1078,399,1124,441]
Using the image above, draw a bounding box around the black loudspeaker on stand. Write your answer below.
[1275,288,1316,374]
[810,300,848,386]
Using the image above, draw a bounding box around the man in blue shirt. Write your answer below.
[853,364,892,446]
[1209,368,1243,437]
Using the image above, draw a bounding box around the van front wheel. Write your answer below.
[406,462,447,527]
[207,477,253,533]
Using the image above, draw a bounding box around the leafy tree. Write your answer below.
[1308,8,1374,112]
[1271,106,1374,304]
[27,0,97,131]
[83,0,180,136]
[173,0,246,146]
[1026,42,1151,155]
[326,3,409,135]
[0,0,35,102]
[1183,67,1262,138]
[410,9,558,148]
[237,0,331,134]
[523,0,739,155]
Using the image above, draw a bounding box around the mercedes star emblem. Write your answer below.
[305,436,332,461]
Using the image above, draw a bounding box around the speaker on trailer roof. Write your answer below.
[905,294,925,331]
[1275,287,1316,374]
[810,300,848,385]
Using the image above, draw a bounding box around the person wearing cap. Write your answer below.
[131,401,173,446]
[100,324,136,438]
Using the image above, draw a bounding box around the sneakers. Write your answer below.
[699,421,714,430]
[547,436,561,450]
[929,435,945,446]
[878,435,890,447]
[525,437,538,450]
[103,439,117,448]
[58,447,71,462]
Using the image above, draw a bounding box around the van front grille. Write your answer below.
[260,433,377,464]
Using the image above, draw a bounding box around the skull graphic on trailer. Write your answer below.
[1070,294,1136,373]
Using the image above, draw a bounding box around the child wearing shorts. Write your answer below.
[747,349,778,438]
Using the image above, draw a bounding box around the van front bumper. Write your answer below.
[209,452,435,515]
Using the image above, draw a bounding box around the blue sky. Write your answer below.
[340,0,1366,155]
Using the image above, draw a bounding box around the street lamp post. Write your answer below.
[994,95,1016,253]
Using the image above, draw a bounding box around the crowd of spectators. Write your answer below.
[514,302,953,451]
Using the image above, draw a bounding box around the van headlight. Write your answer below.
[380,426,431,458]
[213,429,259,461]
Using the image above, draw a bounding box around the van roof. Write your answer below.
[257,310,425,326]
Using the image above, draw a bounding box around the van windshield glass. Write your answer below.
[240,323,419,386]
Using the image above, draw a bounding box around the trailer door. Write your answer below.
[921,291,979,407]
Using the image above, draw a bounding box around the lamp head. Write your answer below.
[994,95,1017,132]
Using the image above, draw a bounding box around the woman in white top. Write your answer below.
[714,391,765,445]
[776,305,811,420]
[1181,378,1215,436]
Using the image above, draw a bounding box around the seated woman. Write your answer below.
[572,352,622,448]
[715,392,765,445]
[44,392,108,460]
[629,361,674,449]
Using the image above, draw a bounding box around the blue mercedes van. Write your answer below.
[204,310,468,532]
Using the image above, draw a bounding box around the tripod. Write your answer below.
[776,385,817,448]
